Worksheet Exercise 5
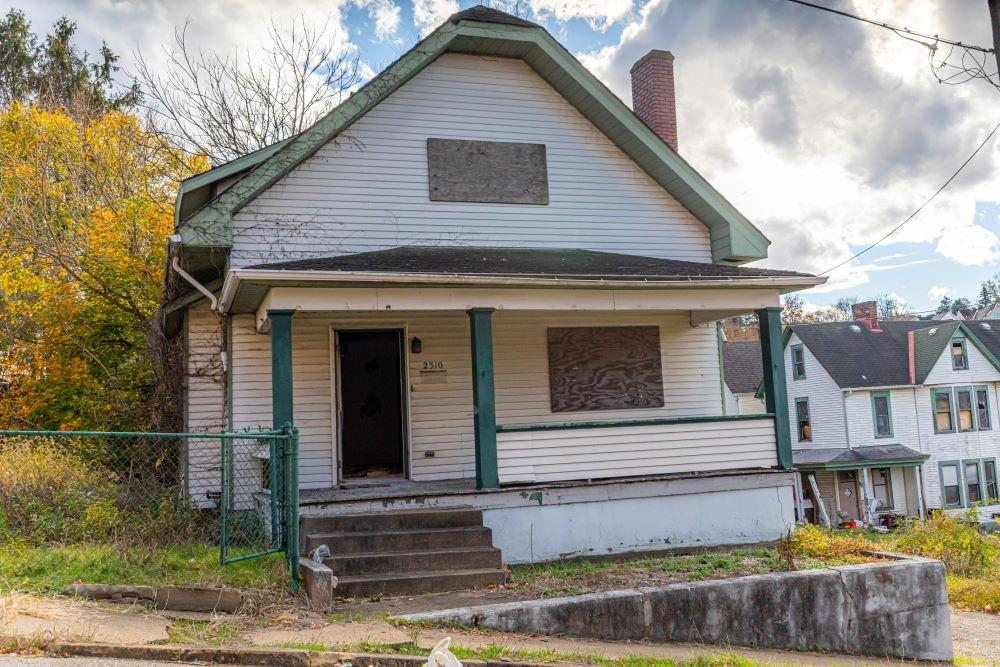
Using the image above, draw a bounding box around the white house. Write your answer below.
[781,301,1000,526]
[163,6,823,595]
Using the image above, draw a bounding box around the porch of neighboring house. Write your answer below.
[794,445,929,528]
[210,247,820,593]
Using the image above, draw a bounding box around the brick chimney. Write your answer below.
[630,50,678,151]
[851,301,881,332]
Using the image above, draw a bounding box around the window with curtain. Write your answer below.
[941,463,961,507]
[872,467,893,510]
[871,392,892,438]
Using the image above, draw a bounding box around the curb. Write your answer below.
[3,639,555,667]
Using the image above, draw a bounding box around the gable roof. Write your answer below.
[788,319,1000,389]
[174,5,770,264]
[722,341,763,394]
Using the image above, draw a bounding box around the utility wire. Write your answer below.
[784,0,995,55]
[820,118,1000,276]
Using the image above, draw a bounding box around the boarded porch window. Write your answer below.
[546,326,664,412]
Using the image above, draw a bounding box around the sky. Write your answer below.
[10,0,1000,315]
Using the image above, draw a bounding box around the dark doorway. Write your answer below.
[337,329,406,479]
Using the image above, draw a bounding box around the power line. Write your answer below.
[820,118,1000,276]
[784,0,995,55]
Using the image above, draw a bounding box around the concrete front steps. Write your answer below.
[301,508,508,597]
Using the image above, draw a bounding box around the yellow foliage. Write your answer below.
[0,103,206,429]
[789,523,874,561]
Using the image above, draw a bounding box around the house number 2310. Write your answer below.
[422,361,444,370]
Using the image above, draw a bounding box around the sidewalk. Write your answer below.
[1,592,988,665]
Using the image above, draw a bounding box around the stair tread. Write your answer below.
[308,526,488,539]
[337,568,507,583]
[325,545,499,560]
[306,507,477,519]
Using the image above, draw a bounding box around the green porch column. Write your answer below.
[269,309,295,429]
[468,308,499,489]
[757,307,793,470]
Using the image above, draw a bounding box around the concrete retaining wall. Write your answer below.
[397,556,952,661]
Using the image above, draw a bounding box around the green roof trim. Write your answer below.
[175,13,770,263]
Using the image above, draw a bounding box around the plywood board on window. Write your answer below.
[427,138,549,204]
[547,326,664,412]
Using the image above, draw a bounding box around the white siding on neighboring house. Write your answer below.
[228,310,727,487]
[231,54,712,267]
[913,382,1000,509]
[184,301,226,506]
[736,393,766,415]
[844,388,919,448]
[786,333,846,449]
[923,335,1000,385]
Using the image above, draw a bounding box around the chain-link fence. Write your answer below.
[0,427,298,581]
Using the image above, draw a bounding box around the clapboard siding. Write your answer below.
[924,335,1000,385]
[184,302,226,506]
[844,388,920,448]
[231,54,711,266]
[230,313,335,489]
[497,418,777,484]
[227,310,730,486]
[786,333,847,449]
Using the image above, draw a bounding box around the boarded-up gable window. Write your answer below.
[546,326,664,412]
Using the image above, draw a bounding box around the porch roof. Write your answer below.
[793,444,928,471]
[247,247,818,283]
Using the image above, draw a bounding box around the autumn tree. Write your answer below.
[0,104,204,430]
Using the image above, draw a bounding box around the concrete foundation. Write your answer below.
[294,470,797,564]
[398,555,952,661]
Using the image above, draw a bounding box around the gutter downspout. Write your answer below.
[172,257,218,312]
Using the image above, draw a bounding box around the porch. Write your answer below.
[221,247,811,494]
[794,445,929,527]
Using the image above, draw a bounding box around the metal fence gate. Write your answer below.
[0,425,300,589]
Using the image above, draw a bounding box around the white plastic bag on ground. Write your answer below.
[425,637,462,667]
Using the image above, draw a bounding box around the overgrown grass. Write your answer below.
[0,542,286,595]
[166,618,242,645]
[791,515,1000,614]
[271,640,766,666]
[506,546,848,599]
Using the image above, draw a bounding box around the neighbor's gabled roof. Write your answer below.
[785,319,1000,389]
[174,5,771,264]
[722,341,763,394]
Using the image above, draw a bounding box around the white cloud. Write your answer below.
[412,0,459,36]
[935,221,1000,265]
[355,0,402,41]
[577,0,1000,287]
[928,285,954,301]
[530,0,635,31]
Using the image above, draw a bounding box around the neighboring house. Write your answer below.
[781,301,1000,526]
[163,6,822,593]
[722,340,766,415]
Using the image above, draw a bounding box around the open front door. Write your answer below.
[337,329,407,480]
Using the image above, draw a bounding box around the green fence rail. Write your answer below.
[0,425,300,590]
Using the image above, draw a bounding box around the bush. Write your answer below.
[893,512,999,576]
[789,523,873,561]
[0,437,121,544]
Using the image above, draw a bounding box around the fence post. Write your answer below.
[283,424,300,591]
[219,437,232,565]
